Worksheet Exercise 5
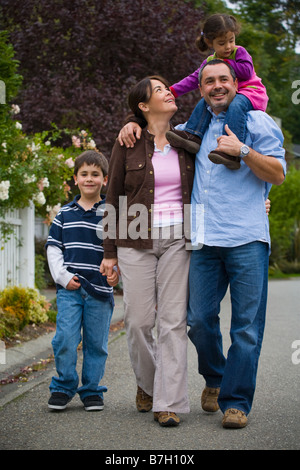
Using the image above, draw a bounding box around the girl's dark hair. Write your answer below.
[74,150,109,176]
[128,75,171,120]
[196,14,241,52]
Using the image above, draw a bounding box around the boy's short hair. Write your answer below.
[74,150,109,177]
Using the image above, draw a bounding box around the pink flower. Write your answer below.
[65,157,74,168]
[72,136,81,148]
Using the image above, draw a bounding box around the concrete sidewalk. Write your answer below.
[0,280,299,451]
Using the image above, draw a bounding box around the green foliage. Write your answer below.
[0,306,20,338]
[0,31,104,239]
[0,286,51,338]
[269,165,300,268]
[224,0,300,144]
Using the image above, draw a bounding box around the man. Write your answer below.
[184,60,285,428]
[117,60,286,428]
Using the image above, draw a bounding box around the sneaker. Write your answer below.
[82,395,104,411]
[136,386,153,412]
[48,392,72,410]
[208,149,241,169]
[166,130,201,154]
[222,408,248,428]
[201,386,220,412]
[153,411,180,427]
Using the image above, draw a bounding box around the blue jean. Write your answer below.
[187,242,269,415]
[186,94,253,142]
[50,287,113,400]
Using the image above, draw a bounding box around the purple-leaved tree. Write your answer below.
[0,0,206,155]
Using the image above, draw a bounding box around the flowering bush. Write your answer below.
[0,117,98,230]
[0,31,100,237]
[0,285,51,337]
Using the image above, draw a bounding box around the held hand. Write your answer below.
[66,276,80,290]
[216,124,242,157]
[100,258,119,277]
[106,270,119,287]
[117,122,142,148]
[265,198,271,215]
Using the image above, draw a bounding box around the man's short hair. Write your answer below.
[74,150,109,176]
[198,59,237,85]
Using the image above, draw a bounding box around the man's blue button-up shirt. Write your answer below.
[178,110,286,249]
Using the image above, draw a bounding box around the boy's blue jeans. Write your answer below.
[185,94,253,142]
[50,287,113,400]
[187,241,269,415]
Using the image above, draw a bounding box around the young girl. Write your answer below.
[166,13,268,169]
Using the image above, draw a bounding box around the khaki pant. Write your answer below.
[117,225,190,413]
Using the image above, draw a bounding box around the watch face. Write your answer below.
[241,145,249,156]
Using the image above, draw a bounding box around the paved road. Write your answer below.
[0,279,299,453]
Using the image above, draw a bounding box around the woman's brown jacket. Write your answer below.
[103,128,195,259]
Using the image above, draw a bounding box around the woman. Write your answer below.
[100,76,194,426]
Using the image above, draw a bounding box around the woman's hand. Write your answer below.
[100,258,119,277]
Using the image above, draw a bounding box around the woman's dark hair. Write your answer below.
[196,14,241,52]
[128,75,171,120]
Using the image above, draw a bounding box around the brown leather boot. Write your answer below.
[166,129,201,154]
[208,149,241,169]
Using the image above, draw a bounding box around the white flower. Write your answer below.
[42,177,49,188]
[27,142,41,153]
[0,180,10,201]
[87,139,96,149]
[24,174,36,184]
[33,191,46,206]
[45,140,51,146]
[11,104,20,115]
[46,203,61,222]
[1,142,7,153]
[15,121,22,130]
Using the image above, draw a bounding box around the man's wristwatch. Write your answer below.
[240,144,250,158]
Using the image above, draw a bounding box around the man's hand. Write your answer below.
[216,124,241,157]
[66,276,80,290]
[117,122,142,148]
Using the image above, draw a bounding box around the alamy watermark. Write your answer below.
[291,80,300,104]
[291,340,300,365]
[0,80,5,104]
[97,197,205,250]
[0,340,6,365]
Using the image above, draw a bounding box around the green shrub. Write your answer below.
[0,286,50,332]
[0,306,21,338]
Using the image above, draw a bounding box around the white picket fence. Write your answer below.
[0,202,35,290]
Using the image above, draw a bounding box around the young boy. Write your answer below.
[46,150,118,412]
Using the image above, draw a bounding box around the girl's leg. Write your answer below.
[223,94,253,142]
[208,95,253,169]
[185,97,212,139]
[166,98,211,154]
